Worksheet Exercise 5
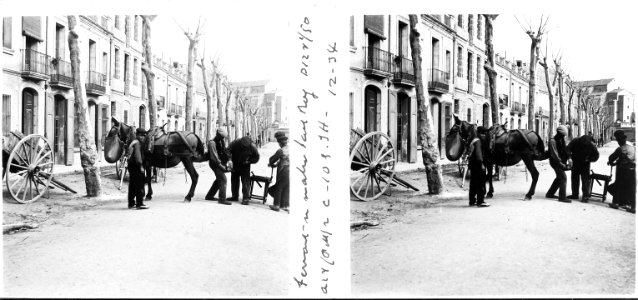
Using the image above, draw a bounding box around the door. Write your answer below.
[54,96,66,164]
[430,98,441,155]
[398,93,410,162]
[364,85,379,133]
[22,89,36,135]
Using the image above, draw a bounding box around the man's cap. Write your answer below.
[136,128,146,135]
[614,130,627,139]
[274,131,288,141]
[216,127,228,137]
[556,125,567,136]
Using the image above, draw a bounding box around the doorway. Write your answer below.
[22,88,37,135]
[364,85,380,133]
[53,95,67,164]
[430,97,442,156]
[397,93,411,162]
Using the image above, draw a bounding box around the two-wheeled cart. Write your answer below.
[2,132,76,203]
[350,129,419,201]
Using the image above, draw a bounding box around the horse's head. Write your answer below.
[445,115,477,161]
[103,117,135,163]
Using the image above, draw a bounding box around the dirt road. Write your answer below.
[351,143,635,297]
[3,142,288,298]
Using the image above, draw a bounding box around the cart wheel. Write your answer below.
[5,134,54,204]
[350,132,396,201]
[458,154,470,178]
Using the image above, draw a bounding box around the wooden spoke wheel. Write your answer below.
[350,132,396,201]
[115,155,128,180]
[458,153,470,178]
[5,134,54,204]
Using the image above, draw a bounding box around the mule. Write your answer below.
[445,115,547,200]
[104,117,206,202]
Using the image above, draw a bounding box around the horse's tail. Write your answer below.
[533,131,547,160]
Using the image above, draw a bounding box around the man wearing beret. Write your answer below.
[608,130,636,213]
[205,128,232,205]
[228,135,260,205]
[546,125,572,203]
[127,128,148,209]
[567,134,599,202]
[268,131,290,212]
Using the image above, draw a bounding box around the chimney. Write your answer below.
[173,62,179,68]
[516,60,522,67]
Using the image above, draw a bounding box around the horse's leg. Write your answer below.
[145,164,153,201]
[182,158,199,202]
[486,162,494,198]
[522,155,539,200]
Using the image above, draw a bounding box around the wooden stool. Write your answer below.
[250,168,274,204]
[587,167,613,202]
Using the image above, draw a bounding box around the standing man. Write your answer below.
[205,128,232,205]
[268,131,290,212]
[128,128,148,210]
[608,130,636,213]
[468,126,489,207]
[546,125,572,203]
[567,135,599,202]
[228,136,260,205]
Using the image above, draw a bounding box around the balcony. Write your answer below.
[391,55,415,87]
[167,103,176,116]
[363,47,392,78]
[511,102,527,116]
[21,49,50,81]
[85,70,106,95]
[49,59,73,89]
[521,103,527,115]
[427,68,450,94]
[177,105,183,117]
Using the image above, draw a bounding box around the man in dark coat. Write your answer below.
[228,136,260,205]
[608,130,636,213]
[205,128,232,205]
[128,128,148,209]
[268,131,290,212]
[546,125,572,203]
[468,126,489,207]
[567,134,599,202]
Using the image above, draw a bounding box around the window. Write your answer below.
[454,99,460,114]
[445,50,451,77]
[476,56,481,83]
[467,108,472,122]
[3,17,11,48]
[111,101,116,117]
[3,95,10,135]
[102,52,108,77]
[114,47,120,78]
[133,58,138,85]
[55,23,64,59]
[457,46,463,78]
[468,15,473,35]
[115,15,120,29]
[457,15,463,28]
[134,16,139,41]
[349,16,354,47]
[477,15,482,40]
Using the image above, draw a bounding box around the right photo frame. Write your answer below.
[349,13,635,297]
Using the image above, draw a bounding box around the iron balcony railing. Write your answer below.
[21,49,50,77]
[364,46,392,74]
[49,59,73,87]
[86,70,106,94]
[427,68,450,92]
[392,55,415,83]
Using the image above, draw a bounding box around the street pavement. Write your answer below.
[351,142,635,297]
[3,142,288,298]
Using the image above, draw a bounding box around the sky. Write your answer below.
[492,13,636,94]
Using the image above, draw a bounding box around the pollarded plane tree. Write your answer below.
[176,17,204,132]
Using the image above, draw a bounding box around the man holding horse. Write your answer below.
[205,128,232,205]
[468,126,490,207]
[128,128,149,210]
[546,125,572,203]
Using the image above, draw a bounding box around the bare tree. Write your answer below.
[482,14,499,125]
[553,56,567,125]
[565,75,577,139]
[222,79,234,140]
[197,55,215,141]
[538,52,555,141]
[518,16,549,128]
[140,15,157,129]
[213,61,224,134]
[177,18,204,132]
[67,15,101,196]
[409,14,443,194]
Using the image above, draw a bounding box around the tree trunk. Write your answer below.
[67,15,102,197]
[409,14,443,194]
[557,73,565,125]
[214,70,224,134]
[483,14,499,125]
[185,39,198,132]
[140,16,157,129]
[540,57,554,141]
[199,57,213,140]
[225,87,233,141]
[527,39,540,128]
[234,96,241,139]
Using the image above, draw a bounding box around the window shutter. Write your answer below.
[364,15,385,39]
[22,16,43,41]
